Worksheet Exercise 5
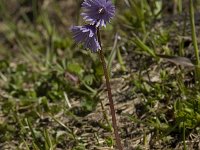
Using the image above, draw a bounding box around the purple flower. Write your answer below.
[81,0,115,27]
[71,25,101,52]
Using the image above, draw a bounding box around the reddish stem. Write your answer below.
[97,28,123,150]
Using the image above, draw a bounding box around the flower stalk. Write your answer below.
[71,0,123,148]
[97,28,123,150]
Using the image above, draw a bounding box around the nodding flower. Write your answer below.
[71,0,115,52]
[71,25,101,52]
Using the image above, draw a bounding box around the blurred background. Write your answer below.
[1,0,200,149]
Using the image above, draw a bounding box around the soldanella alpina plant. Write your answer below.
[71,0,123,149]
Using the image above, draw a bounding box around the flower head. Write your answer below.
[71,25,101,52]
[81,0,115,27]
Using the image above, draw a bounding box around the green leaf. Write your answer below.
[67,62,84,77]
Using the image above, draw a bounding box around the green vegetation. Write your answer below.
[1,0,200,149]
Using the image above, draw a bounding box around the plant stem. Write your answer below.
[189,0,200,66]
[189,0,200,84]
[100,99,112,131]
[97,28,123,150]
